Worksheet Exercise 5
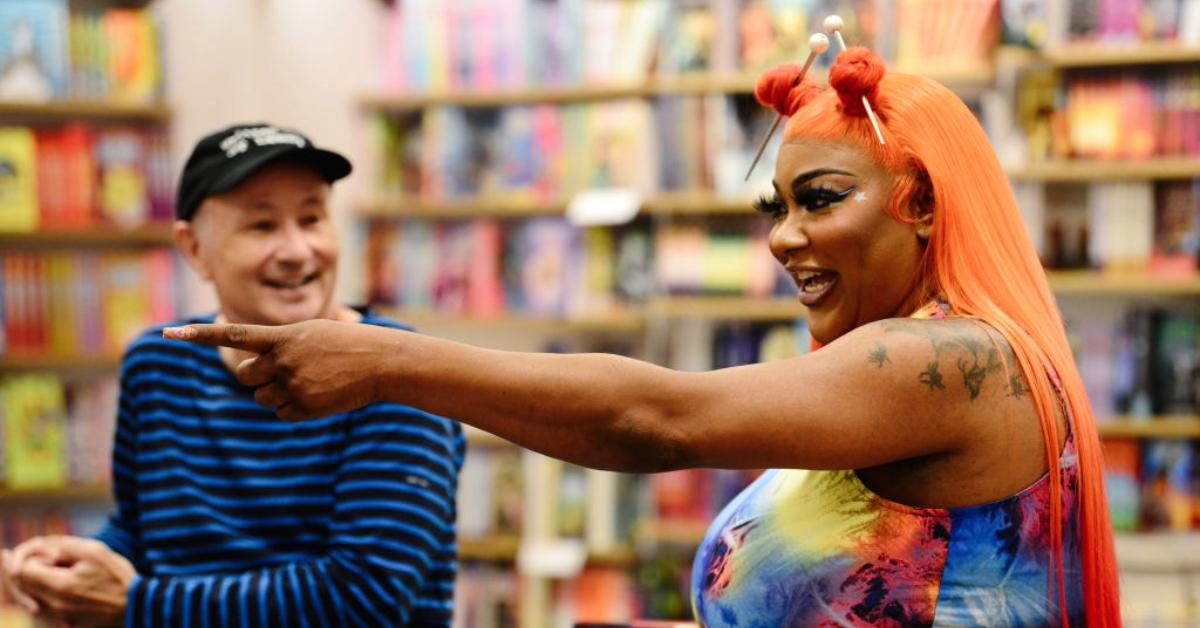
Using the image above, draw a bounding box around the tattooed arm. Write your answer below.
[662,316,1033,470]
[172,317,1037,474]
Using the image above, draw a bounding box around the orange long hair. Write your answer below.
[756,49,1120,625]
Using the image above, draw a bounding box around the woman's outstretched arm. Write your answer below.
[167,317,1021,473]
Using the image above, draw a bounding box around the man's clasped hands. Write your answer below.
[0,536,133,627]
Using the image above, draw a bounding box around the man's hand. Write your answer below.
[2,548,39,614]
[165,319,399,421]
[7,536,134,627]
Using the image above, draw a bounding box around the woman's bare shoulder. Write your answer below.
[841,316,1028,403]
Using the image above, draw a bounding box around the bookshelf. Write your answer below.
[0,356,123,375]
[0,226,175,248]
[1046,272,1200,296]
[0,485,112,507]
[359,67,995,112]
[1097,417,1200,440]
[0,101,171,123]
[1008,158,1200,183]
[360,190,758,219]
[1041,42,1200,68]
[361,3,1200,625]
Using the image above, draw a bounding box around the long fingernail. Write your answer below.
[163,326,196,340]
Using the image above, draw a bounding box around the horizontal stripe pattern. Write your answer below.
[95,312,464,627]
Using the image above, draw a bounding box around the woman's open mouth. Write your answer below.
[792,269,838,307]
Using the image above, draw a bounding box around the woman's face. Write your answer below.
[761,139,930,344]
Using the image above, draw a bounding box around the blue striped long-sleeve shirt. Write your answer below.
[95,311,465,627]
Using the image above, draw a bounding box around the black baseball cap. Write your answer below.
[176,123,353,221]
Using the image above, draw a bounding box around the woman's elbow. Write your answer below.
[607,405,695,473]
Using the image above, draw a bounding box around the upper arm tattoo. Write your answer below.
[866,319,1025,401]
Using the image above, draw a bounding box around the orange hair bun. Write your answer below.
[754,65,822,117]
[829,47,885,116]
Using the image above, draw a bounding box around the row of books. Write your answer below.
[0,374,115,491]
[1104,438,1198,532]
[0,250,179,359]
[1075,307,1200,419]
[380,0,880,93]
[1065,0,1200,44]
[1001,0,1200,49]
[0,125,174,232]
[0,1,161,103]
[1034,180,1200,275]
[372,97,762,203]
[366,218,800,318]
[1062,70,1200,161]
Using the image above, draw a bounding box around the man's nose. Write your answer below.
[274,223,312,261]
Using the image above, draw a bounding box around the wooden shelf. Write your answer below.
[0,356,122,375]
[1042,42,1200,68]
[1046,271,1200,295]
[1098,417,1200,439]
[645,296,806,321]
[362,74,757,109]
[0,484,112,506]
[385,308,644,333]
[0,100,170,122]
[361,67,994,111]
[458,535,522,562]
[360,197,566,219]
[1114,532,1200,573]
[1008,157,1200,182]
[360,190,756,220]
[457,536,636,567]
[0,226,175,248]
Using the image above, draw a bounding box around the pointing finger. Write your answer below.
[163,324,278,353]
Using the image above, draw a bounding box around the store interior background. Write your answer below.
[1,0,1199,626]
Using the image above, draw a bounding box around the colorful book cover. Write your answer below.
[1141,439,1194,531]
[103,9,160,103]
[1149,180,1200,278]
[33,128,65,229]
[0,127,39,232]
[102,252,149,355]
[0,0,68,101]
[1101,438,1140,531]
[94,128,147,228]
[2,374,68,489]
[60,123,96,227]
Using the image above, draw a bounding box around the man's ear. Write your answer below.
[174,219,213,282]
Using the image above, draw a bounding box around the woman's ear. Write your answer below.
[914,175,934,240]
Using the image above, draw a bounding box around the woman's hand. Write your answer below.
[165,319,399,421]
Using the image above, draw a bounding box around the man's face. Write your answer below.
[177,161,340,326]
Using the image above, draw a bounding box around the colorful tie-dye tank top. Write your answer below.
[691,302,1084,626]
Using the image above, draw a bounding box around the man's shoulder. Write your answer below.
[356,307,415,333]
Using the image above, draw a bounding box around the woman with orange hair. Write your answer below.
[165,47,1119,626]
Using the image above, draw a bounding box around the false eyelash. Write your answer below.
[794,184,856,212]
[753,193,785,217]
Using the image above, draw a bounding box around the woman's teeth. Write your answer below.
[802,274,835,293]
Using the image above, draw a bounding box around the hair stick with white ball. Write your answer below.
[824,14,886,145]
[744,32,830,182]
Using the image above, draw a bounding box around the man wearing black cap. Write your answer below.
[1,124,465,627]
